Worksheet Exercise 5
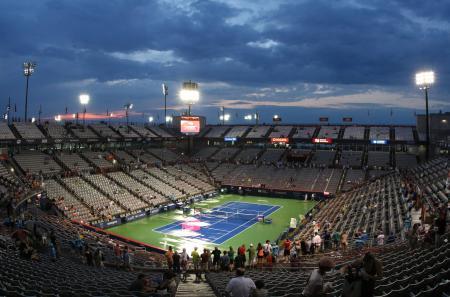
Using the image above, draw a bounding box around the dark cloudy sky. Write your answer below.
[0,0,449,125]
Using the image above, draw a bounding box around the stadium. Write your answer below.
[0,1,449,297]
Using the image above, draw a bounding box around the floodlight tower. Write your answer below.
[79,94,90,127]
[124,103,133,131]
[415,71,435,160]
[23,61,37,121]
[179,81,199,116]
[162,84,169,126]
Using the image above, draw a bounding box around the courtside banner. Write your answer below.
[312,138,333,144]
[271,137,289,143]
[319,117,329,122]
[125,211,147,222]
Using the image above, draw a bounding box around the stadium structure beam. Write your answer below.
[415,71,434,160]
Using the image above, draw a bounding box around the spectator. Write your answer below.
[228,246,235,269]
[165,246,174,270]
[341,231,348,251]
[191,247,201,281]
[123,246,131,271]
[129,274,156,293]
[271,242,279,263]
[256,243,264,266]
[225,268,256,297]
[386,232,396,244]
[247,243,256,268]
[220,250,230,271]
[173,250,181,273]
[251,280,268,297]
[85,246,94,266]
[158,271,177,297]
[180,248,189,271]
[312,232,322,252]
[376,233,385,246]
[94,248,104,268]
[302,257,334,297]
[212,247,221,271]
[360,252,382,297]
[332,231,340,250]
[283,238,291,261]
[201,248,209,275]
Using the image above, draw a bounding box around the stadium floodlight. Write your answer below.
[148,116,154,123]
[180,81,199,115]
[31,117,36,123]
[79,94,90,127]
[23,61,37,121]
[55,115,61,122]
[165,116,173,123]
[219,114,231,122]
[124,102,133,131]
[244,114,252,120]
[415,70,435,160]
[415,71,435,88]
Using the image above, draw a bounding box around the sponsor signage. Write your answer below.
[312,138,333,144]
[319,117,329,122]
[271,137,289,143]
[371,140,388,144]
[224,137,237,142]
[180,116,200,133]
[343,117,353,122]
[125,211,147,222]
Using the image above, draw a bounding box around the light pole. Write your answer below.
[23,61,37,121]
[124,103,133,132]
[180,81,199,116]
[415,71,435,160]
[79,94,90,127]
[162,84,168,126]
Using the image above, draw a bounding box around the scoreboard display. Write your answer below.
[180,116,200,134]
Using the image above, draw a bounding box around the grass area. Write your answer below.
[107,194,316,253]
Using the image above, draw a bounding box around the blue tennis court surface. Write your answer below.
[154,201,280,244]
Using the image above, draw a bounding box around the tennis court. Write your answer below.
[154,201,280,244]
[107,194,316,252]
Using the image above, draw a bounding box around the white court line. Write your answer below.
[211,204,281,244]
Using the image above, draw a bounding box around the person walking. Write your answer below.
[301,257,334,297]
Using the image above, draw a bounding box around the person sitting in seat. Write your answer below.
[129,273,156,293]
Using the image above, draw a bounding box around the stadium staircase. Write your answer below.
[176,275,216,297]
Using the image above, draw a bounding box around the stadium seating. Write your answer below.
[55,151,92,172]
[147,126,174,138]
[44,179,97,222]
[245,125,271,139]
[343,126,365,140]
[14,151,62,176]
[129,169,182,201]
[0,123,17,140]
[340,150,363,167]
[129,124,159,139]
[368,151,391,168]
[259,149,285,164]
[396,152,418,169]
[268,126,293,138]
[61,176,124,218]
[42,123,73,140]
[317,126,341,139]
[223,126,250,138]
[310,150,336,166]
[147,148,181,163]
[111,124,141,139]
[108,171,169,205]
[292,126,316,139]
[89,123,121,140]
[69,124,99,140]
[81,151,115,170]
[128,149,161,165]
[85,174,147,212]
[234,148,262,164]
[13,122,46,139]
[341,169,366,191]
[204,126,230,138]
[395,127,414,141]
[211,147,240,162]
[192,147,219,161]
[370,126,390,140]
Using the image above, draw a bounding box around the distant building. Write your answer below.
[416,111,450,143]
